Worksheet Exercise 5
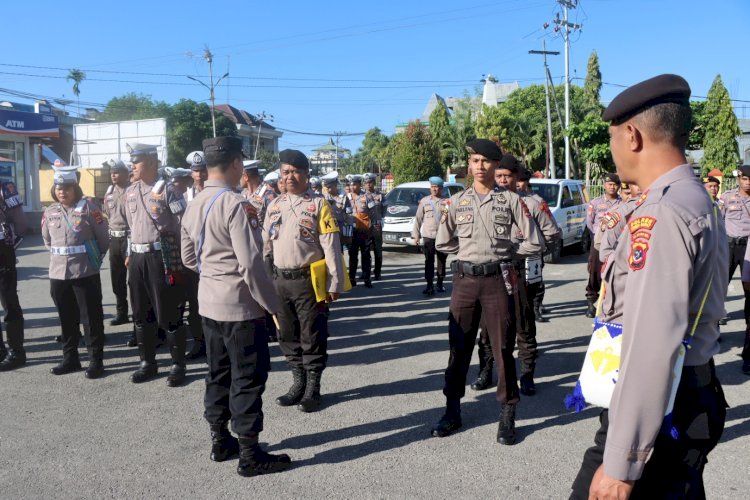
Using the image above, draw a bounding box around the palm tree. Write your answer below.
[66,69,86,118]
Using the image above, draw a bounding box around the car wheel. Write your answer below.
[576,229,591,255]
[543,240,561,264]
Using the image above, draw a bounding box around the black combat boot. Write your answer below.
[431,399,462,437]
[364,280,373,289]
[126,326,137,348]
[0,329,7,364]
[585,299,596,318]
[519,372,536,396]
[131,324,158,383]
[497,403,517,445]
[85,347,104,379]
[742,325,750,375]
[0,320,25,371]
[110,313,129,326]
[166,326,187,387]
[276,366,306,406]
[236,435,291,477]
[422,283,435,296]
[534,303,547,322]
[186,337,206,361]
[51,350,82,375]
[471,345,494,391]
[436,278,446,293]
[210,423,239,462]
[297,370,322,413]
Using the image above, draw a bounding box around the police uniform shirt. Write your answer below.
[412,194,448,241]
[598,164,728,480]
[718,188,750,238]
[247,184,277,225]
[41,197,110,280]
[586,194,622,234]
[326,193,352,229]
[435,186,543,263]
[595,197,639,260]
[368,190,384,224]
[263,189,346,293]
[181,180,281,322]
[0,181,27,237]
[348,191,376,228]
[125,179,186,244]
[519,193,561,247]
[103,183,130,231]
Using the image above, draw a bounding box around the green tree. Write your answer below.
[582,51,602,118]
[702,74,741,175]
[688,101,707,151]
[256,148,279,171]
[95,93,170,123]
[355,127,390,174]
[474,104,505,144]
[428,99,451,171]
[568,115,613,182]
[167,99,236,166]
[67,68,86,117]
[388,121,441,184]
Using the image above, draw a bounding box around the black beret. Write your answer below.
[602,74,691,124]
[279,149,309,171]
[202,136,246,164]
[498,154,519,173]
[603,173,620,184]
[519,168,532,182]
[465,139,503,161]
[739,165,750,178]
[703,176,720,184]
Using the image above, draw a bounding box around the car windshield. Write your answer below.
[384,187,431,218]
[530,184,560,208]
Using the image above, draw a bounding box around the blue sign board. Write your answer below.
[0,109,59,137]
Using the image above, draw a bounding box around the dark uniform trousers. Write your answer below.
[421,237,447,285]
[49,274,105,355]
[444,274,519,405]
[478,273,538,376]
[0,242,23,324]
[586,233,601,302]
[349,230,371,283]
[529,277,545,311]
[203,317,270,436]
[727,237,750,324]
[128,251,185,332]
[109,235,129,318]
[274,273,329,371]
[570,362,727,499]
[184,269,204,341]
[369,227,383,278]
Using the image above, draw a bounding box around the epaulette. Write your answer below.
[152,179,166,194]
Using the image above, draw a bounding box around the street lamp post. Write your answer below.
[186,49,229,138]
[254,111,273,160]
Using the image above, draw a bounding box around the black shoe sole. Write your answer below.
[131,371,158,384]
[431,420,462,437]
[497,435,516,445]
[50,364,82,375]
[276,396,304,407]
[237,460,291,477]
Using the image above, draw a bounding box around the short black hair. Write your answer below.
[632,102,692,148]
[207,152,242,174]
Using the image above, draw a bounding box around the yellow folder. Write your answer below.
[310,255,352,302]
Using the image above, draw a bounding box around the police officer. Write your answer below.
[703,176,720,203]
[718,166,750,328]
[412,176,449,295]
[322,171,353,250]
[516,168,557,322]
[263,149,345,413]
[310,176,322,196]
[102,159,131,329]
[186,151,207,202]
[168,167,194,195]
[42,165,110,378]
[348,175,375,288]
[181,136,290,477]
[585,173,622,317]
[472,155,560,397]
[364,173,384,280]
[264,170,281,196]
[242,159,279,342]
[570,74,728,499]
[432,139,542,444]
[124,143,188,386]
[0,176,27,371]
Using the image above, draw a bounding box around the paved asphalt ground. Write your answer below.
[1,235,748,499]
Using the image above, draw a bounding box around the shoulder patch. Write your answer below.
[628,240,649,271]
[629,216,657,233]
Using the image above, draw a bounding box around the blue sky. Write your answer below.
[3,0,748,156]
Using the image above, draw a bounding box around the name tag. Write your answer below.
[169,199,186,214]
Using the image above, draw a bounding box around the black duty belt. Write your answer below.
[729,236,748,246]
[450,260,512,277]
[273,266,311,280]
[681,361,714,390]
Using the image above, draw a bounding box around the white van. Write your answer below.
[382,181,464,246]
[529,179,589,261]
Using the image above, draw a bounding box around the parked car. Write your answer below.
[529,178,589,262]
[382,181,465,246]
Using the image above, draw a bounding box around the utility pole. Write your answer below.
[254,111,273,160]
[333,131,345,173]
[529,41,560,179]
[186,47,229,138]
[553,1,582,179]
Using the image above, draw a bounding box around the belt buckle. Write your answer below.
[471,264,482,276]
